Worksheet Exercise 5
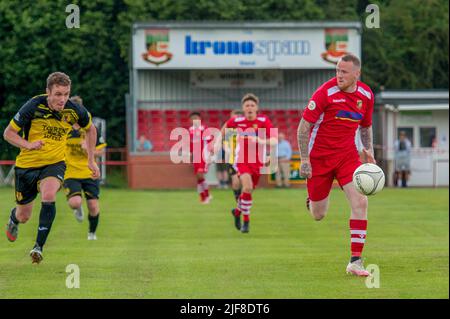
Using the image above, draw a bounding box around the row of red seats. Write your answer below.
[137,109,302,152]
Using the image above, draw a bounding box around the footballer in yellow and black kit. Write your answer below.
[64,126,107,200]
[10,94,92,205]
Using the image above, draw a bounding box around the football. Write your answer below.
[352,163,385,195]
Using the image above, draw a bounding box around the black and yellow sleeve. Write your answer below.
[9,97,37,132]
[74,103,92,130]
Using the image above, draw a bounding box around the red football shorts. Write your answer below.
[307,151,361,201]
[193,161,208,174]
[235,163,261,188]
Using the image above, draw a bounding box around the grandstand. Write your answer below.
[137,108,303,152]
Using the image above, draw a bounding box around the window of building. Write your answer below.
[419,127,437,148]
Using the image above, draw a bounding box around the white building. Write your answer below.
[376,91,449,187]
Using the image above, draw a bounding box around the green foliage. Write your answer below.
[0,0,448,159]
[362,0,449,90]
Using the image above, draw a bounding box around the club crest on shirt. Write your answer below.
[307,101,316,111]
[357,100,363,109]
[253,124,258,129]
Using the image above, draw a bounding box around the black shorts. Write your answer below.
[64,178,100,200]
[14,161,66,205]
[227,164,238,176]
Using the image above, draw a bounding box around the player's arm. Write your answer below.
[298,89,327,178]
[94,147,106,157]
[360,126,376,164]
[297,117,313,178]
[3,125,44,150]
[84,124,100,178]
[3,98,44,150]
[75,105,100,178]
[82,140,106,157]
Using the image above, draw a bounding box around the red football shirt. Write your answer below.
[302,77,374,158]
[225,115,275,166]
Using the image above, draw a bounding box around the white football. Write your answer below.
[352,163,385,196]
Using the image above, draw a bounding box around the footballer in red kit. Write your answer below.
[297,54,376,276]
[218,94,277,233]
[189,112,213,204]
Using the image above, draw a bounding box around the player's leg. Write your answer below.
[64,179,84,222]
[305,157,334,220]
[84,179,101,240]
[221,168,229,189]
[228,165,241,202]
[31,162,66,263]
[305,172,333,221]
[230,164,251,231]
[342,182,370,276]
[6,203,34,242]
[338,155,370,276]
[86,199,99,240]
[6,167,39,242]
[236,172,254,233]
[308,197,330,221]
[196,171,209,203]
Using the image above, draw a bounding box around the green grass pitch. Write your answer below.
[0,187,448,298]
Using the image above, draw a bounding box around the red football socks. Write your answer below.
[350,219,367,257]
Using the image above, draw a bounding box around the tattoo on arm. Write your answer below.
[297,118,313,160]
[360,126,374,153]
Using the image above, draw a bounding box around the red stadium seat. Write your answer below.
[150,109,163,116]
[288,109,301,117]
[166,117,178,124]
[165,109,177,116]
[221,109,232,118]
[207,110,220,117]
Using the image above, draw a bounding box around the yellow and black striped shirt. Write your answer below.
[9,94,92,168]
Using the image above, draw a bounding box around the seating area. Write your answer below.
[137,109,302,152]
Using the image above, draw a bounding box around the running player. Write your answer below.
[218,94,277,233]
[64,96,107,240]
[3,72,100,263]
[189,112,212,204]
[297,54,375,276]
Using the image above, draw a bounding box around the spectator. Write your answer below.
[275,132,292,188]
[394,131,412,187]
[137,135,153,152]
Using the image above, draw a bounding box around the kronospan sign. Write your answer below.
[133,28,361,69]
